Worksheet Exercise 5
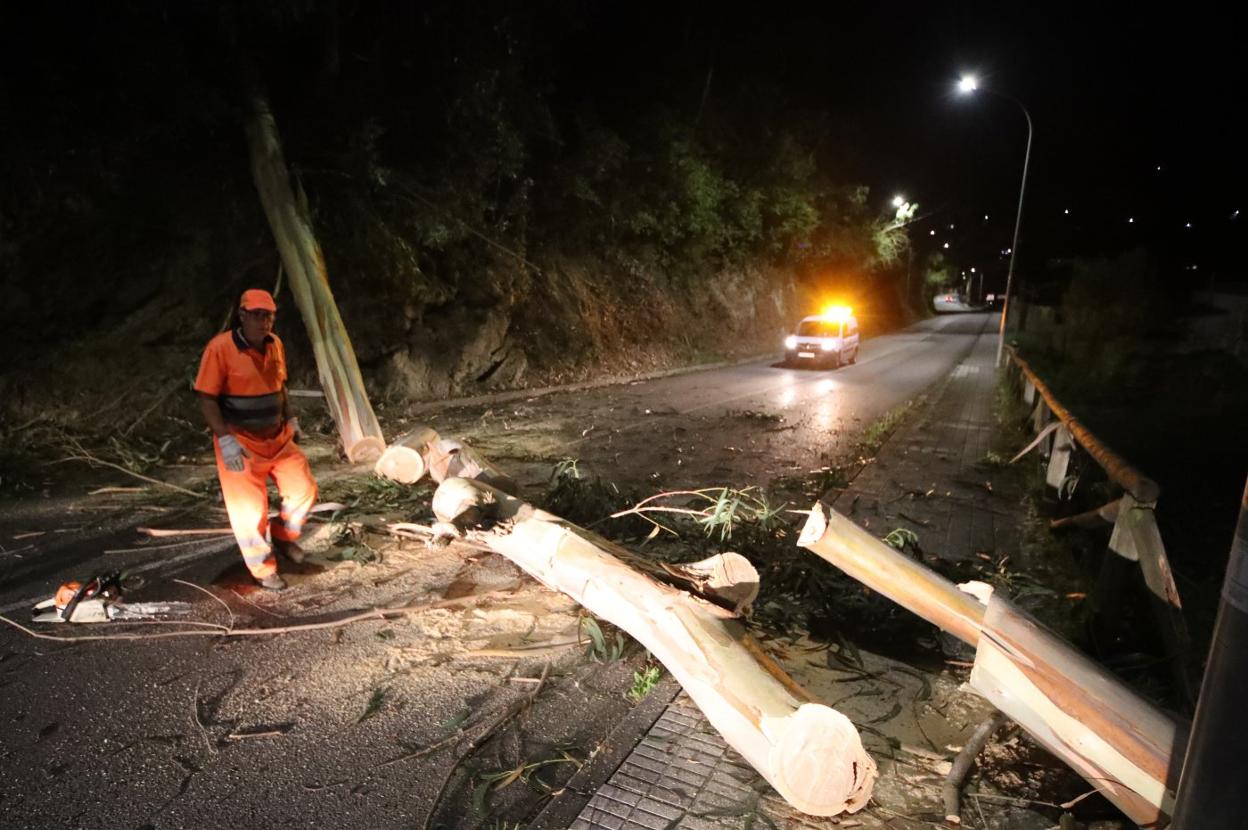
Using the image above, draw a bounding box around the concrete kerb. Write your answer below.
[528,674,682,830]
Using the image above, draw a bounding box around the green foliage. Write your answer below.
[617,486,787,542]
[541,458,631,529]
[1053,249,1169,388]
[861,398,920,454]
[923,252,956,297]
[882,527,920,551]
[580,616,627,662]
[628,665,663,702]
[473,751,580,813]
[977,450,1011,469]
[871,220,911,268]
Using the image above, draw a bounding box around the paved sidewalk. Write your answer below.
[831,318,1021,563]
[557,318,1057,830]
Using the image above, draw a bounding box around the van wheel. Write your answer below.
[848,348,857,365]
[829,351,842,369]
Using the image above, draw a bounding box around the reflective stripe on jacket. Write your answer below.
[194,329,288,433]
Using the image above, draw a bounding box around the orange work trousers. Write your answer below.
[213,425,317,579]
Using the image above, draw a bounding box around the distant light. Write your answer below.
[1064,209,1070,215]
[821,305,853,323]
[930,230,936,236]
[1185,222,1192,228]
[1128,217,1135,224]
[949,224,955,230]
[970,267,976,272]
[892,195,906,208]
[1006,248,1012,254]
[943,242,950,249]
[1186,264,1199,271]
[983,214,989,221]
[1232,210,1241,220]
[1156,165,1162,171]
[958,75,979,94]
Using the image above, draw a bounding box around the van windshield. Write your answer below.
[797,320,840,337]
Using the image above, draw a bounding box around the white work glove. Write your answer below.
[289,417,303,443]
[218,434,247,473]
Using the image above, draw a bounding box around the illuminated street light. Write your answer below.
[943,242,950,249]
[892,195,906,208]
[958,74,1033,365]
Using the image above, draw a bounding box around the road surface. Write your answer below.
[0,312,999,829]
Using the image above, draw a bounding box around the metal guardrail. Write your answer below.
[1004,346,1195,709]
[1008,348,1161,503]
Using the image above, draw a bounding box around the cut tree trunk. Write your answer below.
[374,429,518,495]
[433,477,877,817]
[798,501,1184,828]
[244,93,385,463]
[374,424,441,484]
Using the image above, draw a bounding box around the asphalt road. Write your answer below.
[0,312,997,829]
[431,311,998,493]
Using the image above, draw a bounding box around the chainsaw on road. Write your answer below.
[31,571,192,624]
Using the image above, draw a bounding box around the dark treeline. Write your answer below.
[0,1,910,355]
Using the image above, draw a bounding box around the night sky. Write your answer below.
[2,3,1241,297]
[580,3,1244,289]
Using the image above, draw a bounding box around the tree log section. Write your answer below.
[244,93,385,463]
[374,424,441,484]
[434,478,877,816]
[798,501,1184,827]
[425,438,518,494]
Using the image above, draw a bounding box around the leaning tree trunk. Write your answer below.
[798,501,1183,827]
[432,477,877,817]
[244,93,385,463]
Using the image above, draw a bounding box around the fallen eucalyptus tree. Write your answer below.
[799,501,1184,828]
[431,476,877,817]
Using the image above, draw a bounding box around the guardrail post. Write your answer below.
[1172,476,1248,828]
[1109,493,1196,710]
[1044,424,1073,491]
[1030,400,1051,456]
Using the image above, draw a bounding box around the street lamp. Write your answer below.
[957,74,1033,365]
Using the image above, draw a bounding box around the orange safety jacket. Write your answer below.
[194,329,289,435]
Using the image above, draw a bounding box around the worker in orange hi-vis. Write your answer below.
[194,289,317,591]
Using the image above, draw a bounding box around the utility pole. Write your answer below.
[1172,475,1248,828]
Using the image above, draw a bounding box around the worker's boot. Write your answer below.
[274,539,306,565]
[258,573,287,591]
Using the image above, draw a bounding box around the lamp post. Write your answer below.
[957,75,1033,365]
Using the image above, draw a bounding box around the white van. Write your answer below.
[783,308,860,368]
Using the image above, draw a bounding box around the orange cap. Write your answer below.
[239,289,277,312]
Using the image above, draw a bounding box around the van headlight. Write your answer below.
[784,335,797,349]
